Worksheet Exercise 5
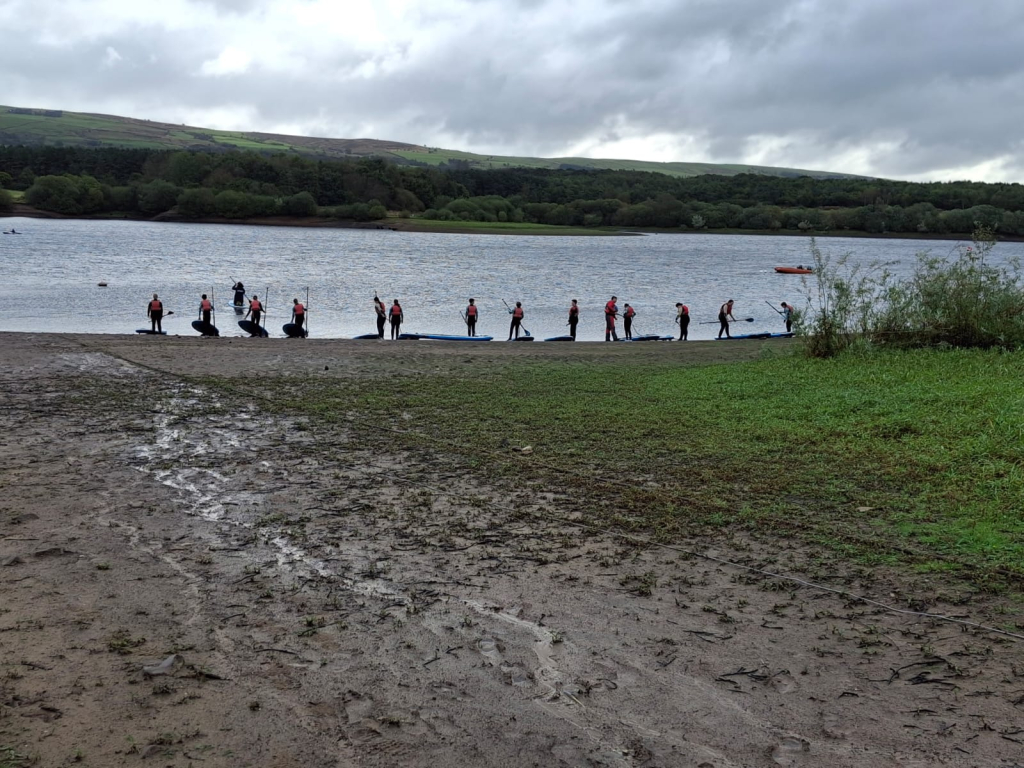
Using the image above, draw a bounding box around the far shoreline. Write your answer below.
[1,203,999,242]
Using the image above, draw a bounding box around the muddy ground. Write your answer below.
[1,333,1022,768]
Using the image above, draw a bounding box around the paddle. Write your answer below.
[263,285,269,335]
[211,287,216,331]
[765,301,784,316]
[305,286,310,338]
[698,317,755,325]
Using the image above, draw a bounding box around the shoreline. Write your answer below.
[2,203,997,241]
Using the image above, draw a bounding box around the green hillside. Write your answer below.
[0,104,857,179]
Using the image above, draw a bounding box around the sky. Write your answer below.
[2,0,1023,182]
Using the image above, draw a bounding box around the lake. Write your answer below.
[0,217,1013,341]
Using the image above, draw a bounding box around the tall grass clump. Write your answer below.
[799,228,1024,356]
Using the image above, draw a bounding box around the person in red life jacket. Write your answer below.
[604,296,619,342]
[198,294,214,326]
[508,301,524,340]
[374,295,387,339]
[389,299,403,340]
[623,303,636,340]
[465,298,479,336]
[568,299,579,340]
[291,298,306,334]
[147,293,164,333]
[245,294,263,334]
[718,299,735,339]
[780,301,794,332]
[675,303,690,340]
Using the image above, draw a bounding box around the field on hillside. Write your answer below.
[0,105,856,178]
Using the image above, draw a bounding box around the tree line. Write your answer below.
[3,144,1024,235]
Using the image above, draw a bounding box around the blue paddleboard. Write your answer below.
[400,333,492,341]
[191,320,219,337]
[239,320,269,337]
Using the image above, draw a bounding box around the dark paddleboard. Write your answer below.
[191,320,219,337]
[136,329,166,335]
[238,320,269,337]
[352,333,383,340]
[543,335,575,342]
[282,323,307,338]
[509,335,534,342]
[717,332,794,340]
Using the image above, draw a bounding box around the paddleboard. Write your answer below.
[509,336,535,342]
[717,332,794,340]
[352,333,382,340]
[238,320,269,337]
[399,333,493,341]
[136,329,166,335]
[191,320,219,337]
[543,335,575,342]
[282,323,307,338]
[233,304,245,313]
[620,335,673,342]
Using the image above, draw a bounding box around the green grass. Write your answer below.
[7,189,24,201]
[0,745,33,768]
[252,348,1024,587]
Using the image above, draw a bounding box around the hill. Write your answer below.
[0,104,858,180]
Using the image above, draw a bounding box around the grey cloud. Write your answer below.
[2,0,1024,179]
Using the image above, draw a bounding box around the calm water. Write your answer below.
[0,217,1011,341]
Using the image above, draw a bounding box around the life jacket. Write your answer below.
[149,300,162,312]
[466,305,477,318]
[294,303,305,315]
[250,299,262,312]
[569,305,579,318]
[624,306,635,318]
[390,305,402,317]
[605,301,617,316]
[200,299,212,311]
[720,303,730,316]
[513,307,523,319]
[681,305,688,315]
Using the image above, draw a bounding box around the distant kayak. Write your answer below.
[399,333,494,341]
[774,266,813,274]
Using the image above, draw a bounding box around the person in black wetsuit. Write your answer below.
[623,304,635,340]
[675,303,689,340]
[508,302,524,340]
[389,300,403,340]
[781,302,794,332]
[198,294,213,325]
[148,294,164,333]
[568,299,579,340]
[232,282,246,309]
[465,298,479,336]
[374,295,387,339]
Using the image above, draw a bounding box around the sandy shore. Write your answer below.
[2,332,1021,767]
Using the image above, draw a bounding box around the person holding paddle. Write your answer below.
[291,298,306,333]
[198,294,214,326]
[623,303,636,340]
[374,295,387,339]
[675,302,689,341]
[781,302,794,332]
[508,301,524,340]
[717,299,735,339]
[231,281,246,308]
[389,299,403,340]
[148,294,164,333]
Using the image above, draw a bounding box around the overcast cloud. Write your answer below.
[2,0,1023,181]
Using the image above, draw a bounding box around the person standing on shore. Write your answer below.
[718,299,735,339]
[604,296,619,342]
[675,303,689,341]
[148,294,164,333]
[781,302,794,332]
[245,294,263,332]
[374,295,387,339]
[291,298,306,333]
[508,301,524,340]
[465,298,479,337]
[623,304,636,340]
[232,281,246,308]
[198,294,214,326]
[389,299,403,340]
[568,299,580,340]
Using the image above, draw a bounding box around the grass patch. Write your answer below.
[252,347,1024,586]
[0,746,34,768]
